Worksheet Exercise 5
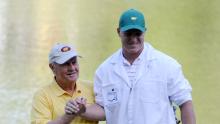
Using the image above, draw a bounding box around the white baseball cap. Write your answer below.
[49,43,80,64]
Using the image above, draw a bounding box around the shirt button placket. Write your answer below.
[128,90,133,124]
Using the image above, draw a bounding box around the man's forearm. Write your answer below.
[80,103,105,121]
[180,100,196,124]
[47,114,76,124]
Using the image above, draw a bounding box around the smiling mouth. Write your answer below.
[127,41,138,45]
[127,41,135,45]
[127,44,137,48]
[67,72,76,76]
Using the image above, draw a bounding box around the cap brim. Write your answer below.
[55,53,78,64]
[120,25,146,32]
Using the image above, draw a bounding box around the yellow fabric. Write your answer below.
[31,80,98,124]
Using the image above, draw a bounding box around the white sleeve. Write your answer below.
[168,63,192,106]
[94,70,104,107]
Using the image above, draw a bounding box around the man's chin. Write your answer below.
[66,77,78,83]
[127,49,140,54]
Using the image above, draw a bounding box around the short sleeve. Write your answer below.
[168,63,192,106]
[31,90,52,124]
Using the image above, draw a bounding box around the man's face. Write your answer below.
[118,29,145,55]
[50,57,79,84]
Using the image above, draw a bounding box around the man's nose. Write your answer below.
[68,63,76,70]
[130,35,137,41]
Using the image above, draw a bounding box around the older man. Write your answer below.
[93,9,196,124]
[31,43,99,124]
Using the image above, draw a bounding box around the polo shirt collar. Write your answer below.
[52,79,82,97]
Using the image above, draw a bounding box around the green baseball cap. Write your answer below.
[119,9,146,32]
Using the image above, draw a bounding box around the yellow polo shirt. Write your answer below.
[31,80,98,124]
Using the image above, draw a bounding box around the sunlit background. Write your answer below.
[0,0,219,124]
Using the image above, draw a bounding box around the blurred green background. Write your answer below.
[0,0,219,124]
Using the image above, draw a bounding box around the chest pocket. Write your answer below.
[102,84,120,112]
[139,79,162,103]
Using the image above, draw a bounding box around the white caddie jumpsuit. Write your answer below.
[94,42,192,124]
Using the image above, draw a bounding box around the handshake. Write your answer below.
[65,97,87,115]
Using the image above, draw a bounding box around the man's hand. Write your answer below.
[65,97,87,115]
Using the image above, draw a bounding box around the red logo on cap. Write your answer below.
[61,46,71,52]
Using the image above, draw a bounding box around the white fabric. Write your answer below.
[122,52,142,87]
[94,42,192,124]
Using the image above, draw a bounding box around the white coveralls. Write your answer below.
[94,43,192,124]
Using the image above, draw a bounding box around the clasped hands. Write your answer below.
[65,97,87,115]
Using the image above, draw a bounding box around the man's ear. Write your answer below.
[49,63,55,71]
[117,28,120,35]
[49,63,53,69]
[49,63,56,74]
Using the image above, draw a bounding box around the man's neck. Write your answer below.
[122,50,143,65]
